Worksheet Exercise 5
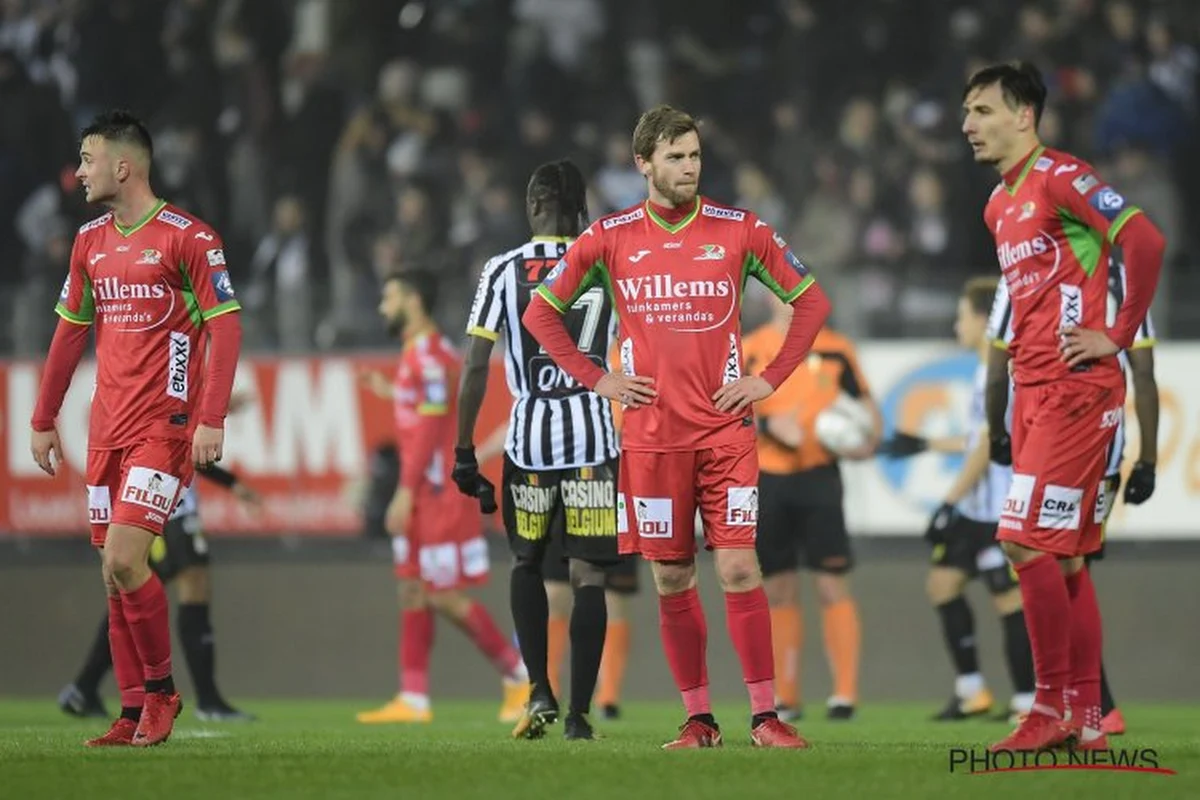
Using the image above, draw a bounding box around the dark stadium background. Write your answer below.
[2,0,1197,701]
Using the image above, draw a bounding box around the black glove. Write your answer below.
[1123,460,1156,505]
[476,475,498,514]
[877,432,929,458]
[925,502,960,546]
[452,446,481,498]
[989,432,1012,466]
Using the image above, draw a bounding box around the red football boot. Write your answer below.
[662,719,723,750]
[1100,709,1125,736]
[989,711,1072,752]
[751,717,809,749]
[131,692,182,747]
[85,717,138,747]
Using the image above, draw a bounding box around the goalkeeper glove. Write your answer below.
[1123,460,1155,505]
[877,432,929,458]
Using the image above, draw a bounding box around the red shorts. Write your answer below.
[86,439,194,547]
[997,380,1125,558]
[617,442,759,561]
[393,486,489,590]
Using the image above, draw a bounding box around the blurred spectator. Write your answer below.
[244,195,313,352]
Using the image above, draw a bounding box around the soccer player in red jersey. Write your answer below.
[961,63,1165,751]
[523,106,831,749]
[357,271,529,724]
[30,111,243,747]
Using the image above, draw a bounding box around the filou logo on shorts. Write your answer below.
[1002,474,1036,521]
[726,486,758,526]
[86,485,112,524]
[122,467,181,515]
[633,496,672,538]
[167,331,190,400]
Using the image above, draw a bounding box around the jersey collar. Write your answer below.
[645,196,701,234]
[1002,145,1045,196]
[113,198,167,237]
[531,235,574,243]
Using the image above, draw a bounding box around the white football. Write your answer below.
[814,394,874,456]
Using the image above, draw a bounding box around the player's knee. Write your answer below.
[545,580,573,616]
[1000,540,1037,563]
[397,579,426,610]
[926,568,965,606]
[651,560,696,595]
[763,572,798,607]
[102,548,148,589]
[714,550,761,593]
[814,572,849,606]
[1059,556,1084,576]
[428,590,470,620]
[604,590,627,621]
[175,566,210,603]
[568,558,605,589]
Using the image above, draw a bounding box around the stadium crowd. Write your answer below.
[1,0,1197,354]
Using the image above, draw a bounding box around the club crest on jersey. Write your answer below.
[1017,201,1037,221]
[136,248,163,265]
[700,204,745,222]
[694,244,726,261]
[1033,156,1053,172]
[156,209,192,229]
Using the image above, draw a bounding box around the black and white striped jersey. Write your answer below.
[467,236,619,470]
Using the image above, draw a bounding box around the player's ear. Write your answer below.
[634,154,651,177]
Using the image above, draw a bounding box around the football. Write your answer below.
[814,393,874,456]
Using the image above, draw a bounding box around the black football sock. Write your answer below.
[690,713,718,728]
[178,603,221,707]
[510,560,551,695]
[74,613,114,695]
[144,676,175,695]
[1001,609,1035,694]
[936,597,979,677]
[751,710,779,728]
[568,584,607,716]
[1099,663,1117,715]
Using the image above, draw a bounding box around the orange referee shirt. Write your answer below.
[744,325,872,474]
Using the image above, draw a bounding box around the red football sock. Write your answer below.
[724,587,776,715]
[107,593,145,710]
[462,601,522,678]
[1065,568,1103,731]
[1013,554,1071,718]
[120,573,172,683]
[658,587,710,716]
[400,608,434,696]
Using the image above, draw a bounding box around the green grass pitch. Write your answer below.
[2,700,1197,799]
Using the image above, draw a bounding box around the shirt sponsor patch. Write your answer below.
[87,485,111,525]
[701,204,745,221]
[1038,484,1083,530]
[1002,474,1036,520]
[168,331,190,400]
[1072,173,1100,195]
[1033,156,1054,172]
[206,248,226,267]
[157,209,193,229]
[121,467,181,517]
[602,208,644,229]
[633,496,672,538]
[726,487,758,526]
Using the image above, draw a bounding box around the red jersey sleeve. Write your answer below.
[398,346,451,491]
[533,223,607,312]
[55,235,96,325]
[1047,165,1143,246]
[743,216,817,303]
[179,227,241,321]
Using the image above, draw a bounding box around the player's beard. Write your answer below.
[386,311,407,338]
[652,170,697,207]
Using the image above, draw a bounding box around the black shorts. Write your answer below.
[502,456,620,568]
[542,528,640,594]
[756,466,854,577]
[930,515,1017,595]
[149,508,210,582]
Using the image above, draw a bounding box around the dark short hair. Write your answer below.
[527,159,589,234]
[962,276,999,316]
[80,110,154,159]
[632,105,699,161]
[387,269,439,315]
[963,61,1047,126]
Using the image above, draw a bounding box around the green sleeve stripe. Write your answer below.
[535,284,570,313]
[1107,206,1142,243]
[467,325,499,341]
[1128,338,1156,350]
[417,403,448,415]
[55,304,93,325]
[780,274,815,303]
[201,300,241,321]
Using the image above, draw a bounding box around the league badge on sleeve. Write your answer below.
[784,249,810,277]
[211,270,236,302]
[543,258,567,288]
[59,273,70,302]
[1088,187,1127,221]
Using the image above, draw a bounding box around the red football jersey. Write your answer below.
[536,197,818,451]
[392,329,474,504]
[56,201,241,449]
[984,145,1140,388]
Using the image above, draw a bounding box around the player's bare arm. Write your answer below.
[452,335,495,498]
[30,306,93,475]
[943,429,992,506]
[984,345,1012,465]
[759,411,803,449]
[359,368,394,400]
[386,487,414,536]
[1124,346,1159,504]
